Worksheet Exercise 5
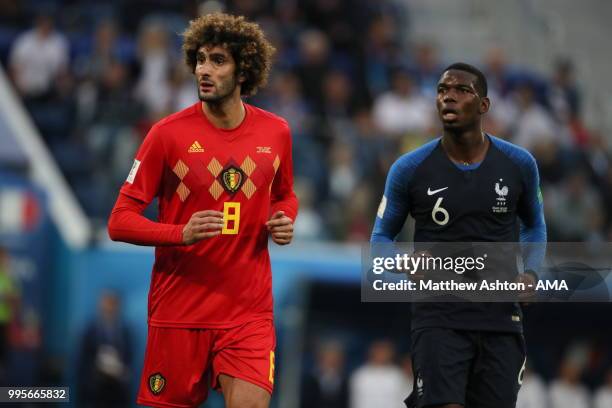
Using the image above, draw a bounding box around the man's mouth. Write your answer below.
[199,81,214,92]
[441,108,459,120]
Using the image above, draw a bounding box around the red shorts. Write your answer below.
[136,319,276,408]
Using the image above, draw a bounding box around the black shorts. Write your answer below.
[405,328,526,408]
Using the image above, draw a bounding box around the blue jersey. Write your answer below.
[371,135,546,332]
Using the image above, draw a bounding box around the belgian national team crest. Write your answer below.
[148,373,166,395]
[221,165,245,195]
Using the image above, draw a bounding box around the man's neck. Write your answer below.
[441,128,489,165]
[201,95,245,130]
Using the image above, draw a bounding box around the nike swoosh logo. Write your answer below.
[427,187,448,195]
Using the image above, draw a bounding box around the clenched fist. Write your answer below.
[266,211,294,245]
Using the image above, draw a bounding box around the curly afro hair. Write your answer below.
[182,13,275,97]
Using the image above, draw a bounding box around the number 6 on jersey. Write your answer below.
[222,202,240,234]
[432,197,449,226]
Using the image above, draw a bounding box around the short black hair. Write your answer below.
[442,62,488,97]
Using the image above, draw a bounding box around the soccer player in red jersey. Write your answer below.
[107,13,298,408]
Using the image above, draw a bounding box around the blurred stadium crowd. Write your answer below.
[1,0,612,407]
[299,338,612,408]
[2,0,611,242]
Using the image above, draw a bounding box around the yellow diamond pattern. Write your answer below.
[241,178,257,199]
[173,160,189,180]
[209,180,223,200]
[176,182,190,201]
[273,155,280,173]
[207,158,223,177]
[241,155,256,176]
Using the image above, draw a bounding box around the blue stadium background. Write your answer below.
[1,0,612,407]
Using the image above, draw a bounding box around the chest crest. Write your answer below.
[171,153,280,202]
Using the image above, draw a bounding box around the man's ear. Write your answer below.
[237,72,246,84]
[480,96,490,114]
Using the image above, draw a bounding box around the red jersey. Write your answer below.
[119,102,298,328]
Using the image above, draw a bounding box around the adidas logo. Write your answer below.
[188,141,204,153]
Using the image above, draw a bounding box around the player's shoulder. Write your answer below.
[246,103,290,132]
[154,103,200,130]
[488,134,537,169]
[391,137,440,173]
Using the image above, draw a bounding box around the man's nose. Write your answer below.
[197,60,213,76]
[443,91,457,103]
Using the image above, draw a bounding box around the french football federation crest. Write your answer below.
[149,373,166,395]
[221,166,245,194]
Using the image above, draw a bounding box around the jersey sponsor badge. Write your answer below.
[221,166,245,194]
[492,178,509,213]
[427,186,448,196]
[257,146,272,154]
[188,140,205,153]
[126,159,141,184]
[148,372,166,395]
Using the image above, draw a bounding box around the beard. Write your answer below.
[198,75,239,103]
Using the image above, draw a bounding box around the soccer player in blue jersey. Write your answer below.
[371,63,547,408]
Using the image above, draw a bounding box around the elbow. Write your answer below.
[107,213,120,241]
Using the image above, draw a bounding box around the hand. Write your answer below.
[182,210,224,245]
[516,272,537,304]
[266,211,294,245]
[409,250,432,281]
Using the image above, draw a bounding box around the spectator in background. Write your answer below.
[372,68,433,138]
[511,83,563,151]
[166,61,198,113]
[349,340,406,408]
[8,13,69,101]
[304,0,356,53]
[134,20,173,119]
[77,291,133,407]
[516,366,548,408]
[301,340,349,408]
[295,29,332,109]
[362,14,402,98]
[328,140,359,203]
[549,357,591,408]
[411,41,443,99]
[547,170,603,241]
[74,19,124,129]
[321,69,357,121]
[548,58,580,125]
[343,183,375,242]
[83,57,144,205]
[594,369,612,408]
[351,109,393,189]
[74,19,122,85]
[293,178,325,241]
[583,132,612,228]
[265,71,312,133]
[483,46,515,98]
